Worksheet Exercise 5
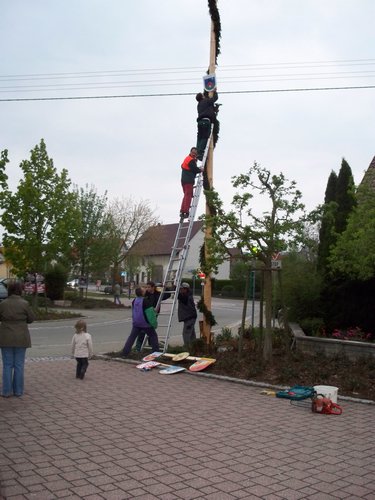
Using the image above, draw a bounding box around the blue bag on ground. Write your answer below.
[276,386,315,401]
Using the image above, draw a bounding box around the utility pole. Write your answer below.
[202,11,217,346]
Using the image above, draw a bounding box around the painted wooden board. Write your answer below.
[189,358,216,372]
[136,361,161,370]
[142,352,164,362]
[171,352,190,362]
[159,365,186,375]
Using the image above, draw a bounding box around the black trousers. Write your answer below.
[196,119,212,160]
[76,357,89,379]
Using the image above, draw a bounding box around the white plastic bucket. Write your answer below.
[314,385,338,403]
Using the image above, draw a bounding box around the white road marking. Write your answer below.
[29,318,131,331]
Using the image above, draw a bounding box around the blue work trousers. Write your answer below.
[1,347,27,397]
[123,326,159,356]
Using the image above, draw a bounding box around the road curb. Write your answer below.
[94,354,375,405]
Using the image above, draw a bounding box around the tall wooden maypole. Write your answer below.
[202,0,221,345]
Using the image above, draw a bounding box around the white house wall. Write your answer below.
[182,231,230,280]
[137,230,230,283]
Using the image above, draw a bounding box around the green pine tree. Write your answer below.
[335,158,356,234]
[317,171,338,273]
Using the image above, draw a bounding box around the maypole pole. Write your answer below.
[202,0,221,346]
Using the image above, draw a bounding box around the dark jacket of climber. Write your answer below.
[195,91,219,161]
[196,91,218,122]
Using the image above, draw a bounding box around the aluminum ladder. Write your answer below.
[142,127,213,352]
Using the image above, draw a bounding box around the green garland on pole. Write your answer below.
[213,117,220,149]
[198,240,217,327]
[197,296,217,326]
[207,0,221,147]
[207,0,221,63]
[199,0,221,335]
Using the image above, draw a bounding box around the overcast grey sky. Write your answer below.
[1,0,374,225]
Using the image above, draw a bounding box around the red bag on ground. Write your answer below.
[311,396,342,415]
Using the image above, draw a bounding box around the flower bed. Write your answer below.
[332,327,373,342]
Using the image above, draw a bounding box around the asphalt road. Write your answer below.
[27,296,260,358]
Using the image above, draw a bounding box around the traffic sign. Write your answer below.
[271,260,282,270]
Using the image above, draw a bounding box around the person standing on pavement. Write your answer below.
[135,281,170,351]
[180,147,203,220]
[71,319,93,380]
[122,287,159,357]
[177,282,197,348]
[0,280,35,398]
[113,282,122,305]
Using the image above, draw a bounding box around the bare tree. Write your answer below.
[106,198,160,281]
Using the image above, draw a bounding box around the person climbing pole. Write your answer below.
[196,89,219,161]
[180,147,203,219]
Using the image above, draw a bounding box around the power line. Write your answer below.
[1,84,374,103]
[1,57,375,80]
[1,69,375,92]
[1,58,375,99]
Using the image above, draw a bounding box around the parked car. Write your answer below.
[0,282,8,301]
[67,279,79,288]
[102,285,123,294]
[0,278,10,288]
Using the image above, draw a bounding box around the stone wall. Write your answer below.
[290,323,375,361]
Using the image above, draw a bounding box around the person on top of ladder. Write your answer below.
[180,147,203,220]
[196,89,219,161]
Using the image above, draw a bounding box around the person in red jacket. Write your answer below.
[180,147,203,219]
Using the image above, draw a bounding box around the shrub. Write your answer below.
[34,308,81,320]
[24,295,53,308]
[272,327,293,349]
[237,325,252,339]
[220,285,235,297]
[299,317,325,336]
[45,264,68,300]
[215,327,233,344]
[190,338,206,356]
[273,252,322,321]
[64,290,78,301]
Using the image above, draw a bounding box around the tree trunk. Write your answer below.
[263,267,273,361]
[239,267,250,355]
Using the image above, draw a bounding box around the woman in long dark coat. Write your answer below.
[0,281,35,397]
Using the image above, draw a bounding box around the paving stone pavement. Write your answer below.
[1,358,375,500]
